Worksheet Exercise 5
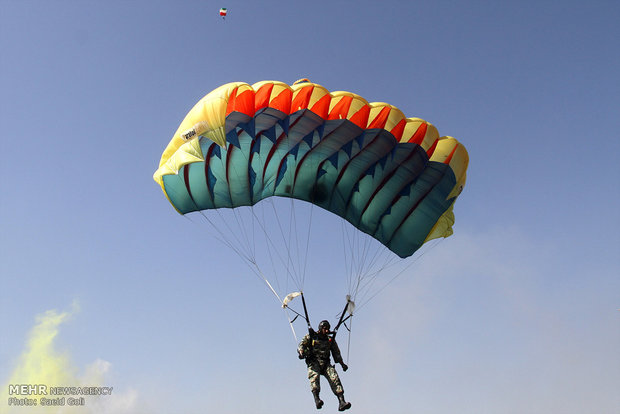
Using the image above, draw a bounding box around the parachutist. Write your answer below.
[298,320,351,411]
[154,79,469,411]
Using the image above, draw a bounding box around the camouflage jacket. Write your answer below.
[298,332,344,365]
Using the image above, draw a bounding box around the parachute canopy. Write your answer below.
[154,79,468,258]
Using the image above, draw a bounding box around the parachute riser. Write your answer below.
[331,297,354,340]
[284,307,306,324]
[300,292,316,336]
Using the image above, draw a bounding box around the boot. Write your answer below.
[312,390,324,409]
[337,393,351,411]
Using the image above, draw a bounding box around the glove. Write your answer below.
[340,362,348,372]
[298,350,305,360]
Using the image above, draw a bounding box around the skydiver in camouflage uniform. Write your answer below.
[298,320,351,411]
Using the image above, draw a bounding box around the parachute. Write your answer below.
[153,79,468,338]
[154,79,467,257]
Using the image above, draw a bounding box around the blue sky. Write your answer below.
[1,1,618,413]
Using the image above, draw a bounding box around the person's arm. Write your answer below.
[331,339,348,371]
[298,335,310,359]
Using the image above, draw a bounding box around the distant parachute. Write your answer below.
[219,8,227,18]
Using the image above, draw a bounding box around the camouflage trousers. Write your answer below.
[307,361,344,395]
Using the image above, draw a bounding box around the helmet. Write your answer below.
[318,320,330,330]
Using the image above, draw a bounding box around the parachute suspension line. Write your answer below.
[362,233,390,271]
[341,219,356,298]
[356,238,444,312]
[287,196,313,291]
[252,199,303,291]
[253,263,284,304]
[284,307,299,344]
[346,316,353,363]
[301,201,314,289]
[288,197,302,287]
[353,244,400,305]
[232,207,254,258]
[218,198,304,301]
[187,199,303,347]
[355,226,373,289]
[257,201,284,295]
[193,209,253,264]
[211,197,291,296]
[258,199,287,272]
[338,210,410,307]
[269,198,292,286]
[193,211,262,276]
[341,218,375,302]
[356,255,402,307]
[249,204,257,262]
[340,219,349,290]
[182,189,282,304]
[188,212,281,301]
[353,231,374,298]
[249,258,307,347]
[350,229,364,300]
[351,234,363,299]
[268,198,304,290]
[344,221,354,295]
[163,174,253,261]
[354,261,415,312]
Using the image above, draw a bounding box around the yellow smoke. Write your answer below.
[0,302,127,413]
